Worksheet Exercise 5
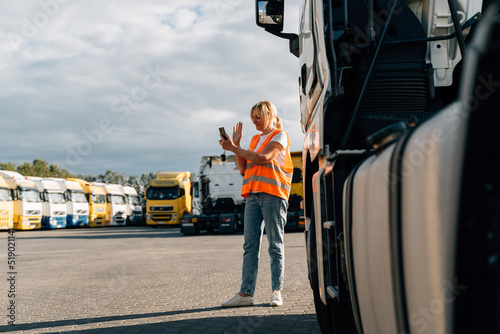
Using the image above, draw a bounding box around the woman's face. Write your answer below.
[251,111,266,132]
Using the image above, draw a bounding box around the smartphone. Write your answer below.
[219,127,228,140]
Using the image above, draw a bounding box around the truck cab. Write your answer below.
[67,178,106,227]
[102,183,127,226]
[0,171,42,230]
[122,186,143,225]
[0,176,14,230]
[181,156,244,235]
[28,177,67,229]
[47,178,89,227]
[146,171,192,226]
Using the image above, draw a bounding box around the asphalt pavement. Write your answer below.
[0,226,321,333]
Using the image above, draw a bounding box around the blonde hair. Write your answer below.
[250,100,282,130]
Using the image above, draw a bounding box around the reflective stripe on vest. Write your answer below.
[241,130,293,201]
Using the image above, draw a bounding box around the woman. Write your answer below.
[219,100,293,307]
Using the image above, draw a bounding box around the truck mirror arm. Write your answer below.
[264,28,299,58]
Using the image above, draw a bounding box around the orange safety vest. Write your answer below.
[241,130,294,201]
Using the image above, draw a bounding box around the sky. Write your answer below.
[0,0,302,177]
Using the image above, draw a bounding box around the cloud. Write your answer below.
[0,0,302,176]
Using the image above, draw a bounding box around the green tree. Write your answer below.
[97,170,126,185]
[0,162,16,171]
[75,174,96,182]
[32,159,50,177]
[17,161,35,176]
[49,164,73,178]
[139,172,156,198]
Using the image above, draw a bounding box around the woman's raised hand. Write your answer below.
[233,122,243,147]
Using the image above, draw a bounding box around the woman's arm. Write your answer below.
[221,138,284,165]
[235,154,247,175]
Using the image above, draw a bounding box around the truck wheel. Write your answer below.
[232,215,238,233]
[308,210,334,334]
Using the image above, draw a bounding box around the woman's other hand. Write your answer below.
[232,122,243,147]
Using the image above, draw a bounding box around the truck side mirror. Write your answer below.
[179,188,185,197]
[255,0,299,58]
[256,0,284,31]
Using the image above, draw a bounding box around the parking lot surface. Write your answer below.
[0,227,321,333]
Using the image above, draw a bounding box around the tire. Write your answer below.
[232,215,238,234]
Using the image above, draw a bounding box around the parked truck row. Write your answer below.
[1,150,304,233]
[0,171,143,230]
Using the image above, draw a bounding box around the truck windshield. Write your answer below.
[127,195,140,205]
[147,187,179,200]
[109,194,126,204]
[92,194,106,204]
[19,188,41,202]
[70,191,88,203]
[46,192,65,204]
[0,188,12,201]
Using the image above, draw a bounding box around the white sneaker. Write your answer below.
[221,293,254,307]
[270,290,283,306]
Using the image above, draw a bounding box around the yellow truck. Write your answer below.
[67,178,106,227]
[146,171,192,227]
[0,176,14,230]
[0,171,42,230]
[287,151,305,231]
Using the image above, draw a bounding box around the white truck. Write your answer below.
[47,178,89,227]
[255,0,499,333]
[122,186,143,225]
[28,177,67,229]
[101,183,127,226]
[181,155,245,234]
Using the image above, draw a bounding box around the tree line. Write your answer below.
[0,159,155,199]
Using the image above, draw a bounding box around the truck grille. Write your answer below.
[152,214,172,221]
[113,216,126,224]
[150,206,173,212]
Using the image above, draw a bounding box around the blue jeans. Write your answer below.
[240,192,288,296]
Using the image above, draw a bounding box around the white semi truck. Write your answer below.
[28,177,67,229]
[101,183,127,226]
[47,178,89,227]
[181,155,245,234]
[255,0,499,333]
[122,186,143,225]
